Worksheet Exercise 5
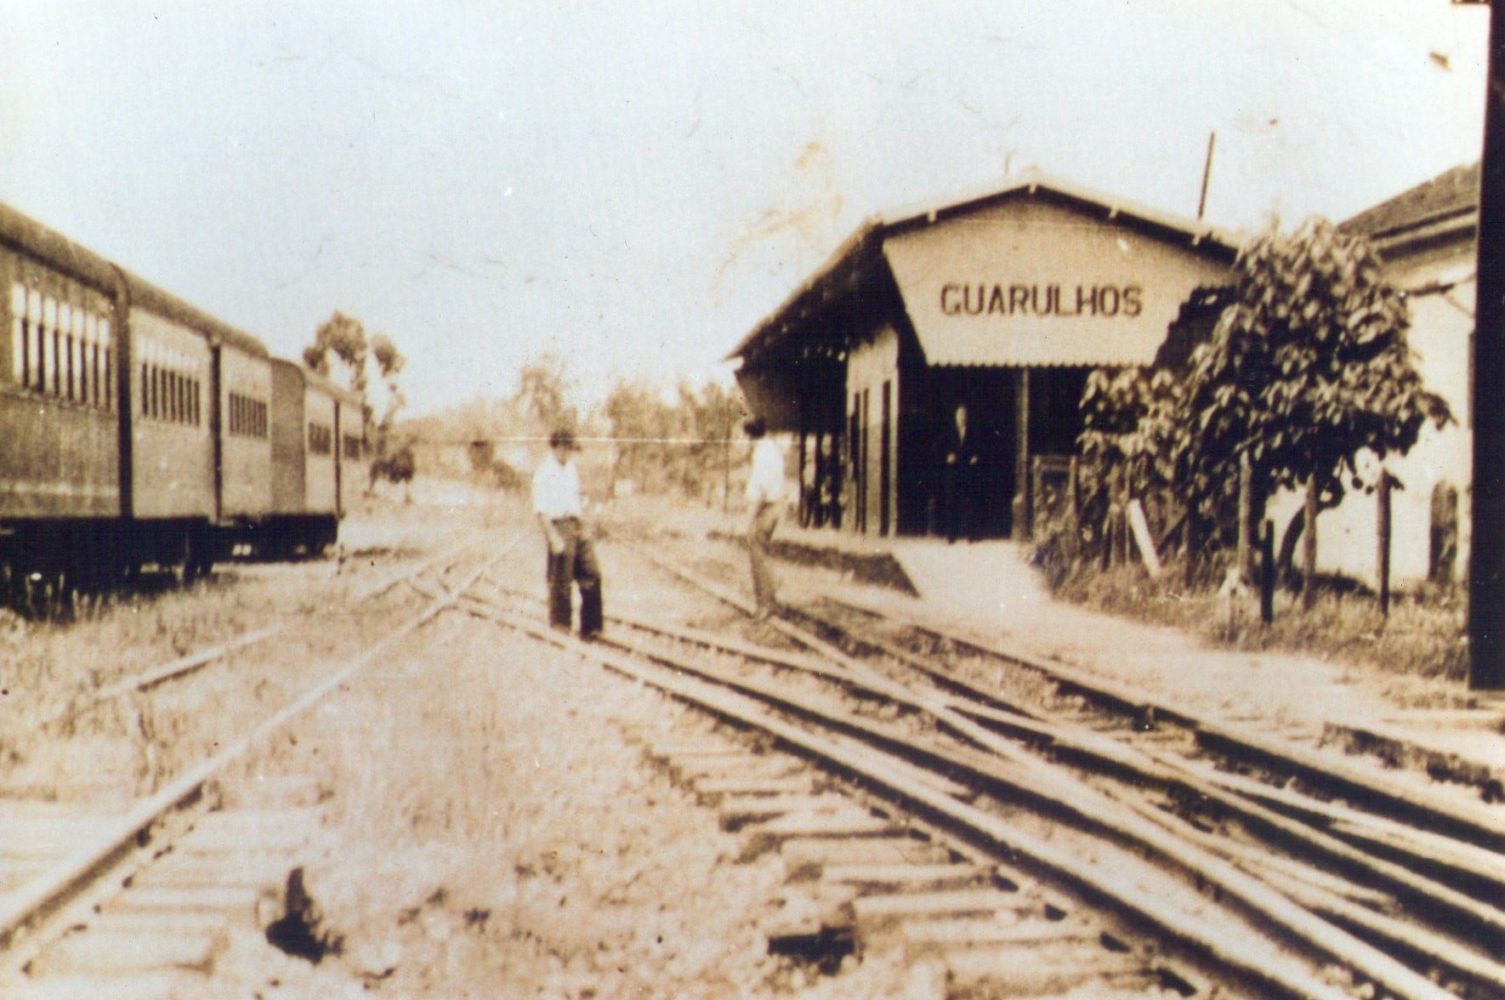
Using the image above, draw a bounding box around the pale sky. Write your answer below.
[0,1,1490,417]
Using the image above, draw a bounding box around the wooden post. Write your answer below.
[1065,456,1080,559]
[1302,477,1318,611]
[1067,457,1079,521]
[1013,368,1031,540]
[1237,453,1252,581]
[722,401,731,513]
[1260,518,1275,624]
[1377,471,1392,618]
[1198,131,1216,221]
[1128,499,1162,578]
[798,429,808,525]
[1470,0,1505,688]
[1116,505,1129,568]
[1183,516,1197,587]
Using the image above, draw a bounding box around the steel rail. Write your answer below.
[726,586,1505,956]
[498,570,1505,932]
[830,591,1505,853]
[0,534,512,966]
[459,592,1354,999]
[790,595,1505,907]
[46,537,481,729]
[466,579,1457,1000]
[620,548,1492,1000]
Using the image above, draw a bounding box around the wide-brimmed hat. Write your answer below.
[548,427,579,451]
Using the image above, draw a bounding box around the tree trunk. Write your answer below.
[1276,507,1305,583]
[1302,477,1318,610]
[1237,455,1252,580]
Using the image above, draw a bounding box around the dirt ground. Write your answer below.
[7,494,927,998]
[11,486,1499,996]
[200,542,937,998]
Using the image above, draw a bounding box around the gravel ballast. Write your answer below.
[205,598,935,998]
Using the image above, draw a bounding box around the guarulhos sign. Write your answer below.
[939,282,1145,319]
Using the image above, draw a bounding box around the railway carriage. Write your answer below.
[267,359,360,555]
[335,384,365,515]
[1,203,138,587]
[124,281,258,577]
[0,200,363,592]
[214,325,275,556]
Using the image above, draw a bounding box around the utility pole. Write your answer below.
[1470,0,1505,688]
[1198,132,1216,222]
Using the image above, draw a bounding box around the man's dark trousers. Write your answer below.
[547,517,603,637]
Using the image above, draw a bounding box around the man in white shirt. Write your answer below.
[532,426,602,638]
[743,416,786,621]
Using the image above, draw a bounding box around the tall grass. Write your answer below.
[1052,560,1468,684]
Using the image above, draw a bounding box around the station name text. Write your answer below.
[940,282,1144,319]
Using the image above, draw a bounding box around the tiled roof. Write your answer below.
[1343,162,1479,238]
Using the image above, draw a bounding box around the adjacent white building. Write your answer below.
[1268,162,1477,590]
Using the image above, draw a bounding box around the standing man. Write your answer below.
[532,426,603,639]
[941,403,979,543]
[743,416,786,621]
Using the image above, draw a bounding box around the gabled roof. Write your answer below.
[1343,162,1479,238]
[727,170,1238,366]
[879,169,1238,250]
[1341,162,1479,264]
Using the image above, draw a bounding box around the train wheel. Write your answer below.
[187,526,214,581]
[0,563,23,612]
[23,569,69,620]
[154,530,190,588]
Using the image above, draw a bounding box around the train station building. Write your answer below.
[728,172,1237,540]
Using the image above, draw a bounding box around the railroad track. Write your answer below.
[44,538,481,731]
[480,534,1497,999]
[465,537,1488,1000]
[0,536,512,994]
[462,581,1216,997]
[21,516,1492,997]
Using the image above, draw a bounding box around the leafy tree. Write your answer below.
[366,333,408,486]
[303,311,369,394]
[515,352,576,435]
[1074,217,1451,574]
[371,440,416,485]
[1077,366,1184,548]
[603,379,674,492]
[303,312,410,488]
[674,378,738,502]
[601,376,739,503]
[1180,218,1450,541]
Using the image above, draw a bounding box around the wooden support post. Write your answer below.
[1184,517,1197,587]
[722,405,731,513]
[798,429,808,524]
[1237,454,1252,581]
[1013,368,1031,540]
[1302,477,1318,611]
[1067,456,1079,522]
[814,430,827,528]
[1377,471,1392,618]
[1065,457,1079,559]
[1260,518,1275,624]
[1470,0,1505,689]
[1115,505,1129,568]
[1128,499,1162,578]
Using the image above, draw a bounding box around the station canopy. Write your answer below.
[728,172,1239,432]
